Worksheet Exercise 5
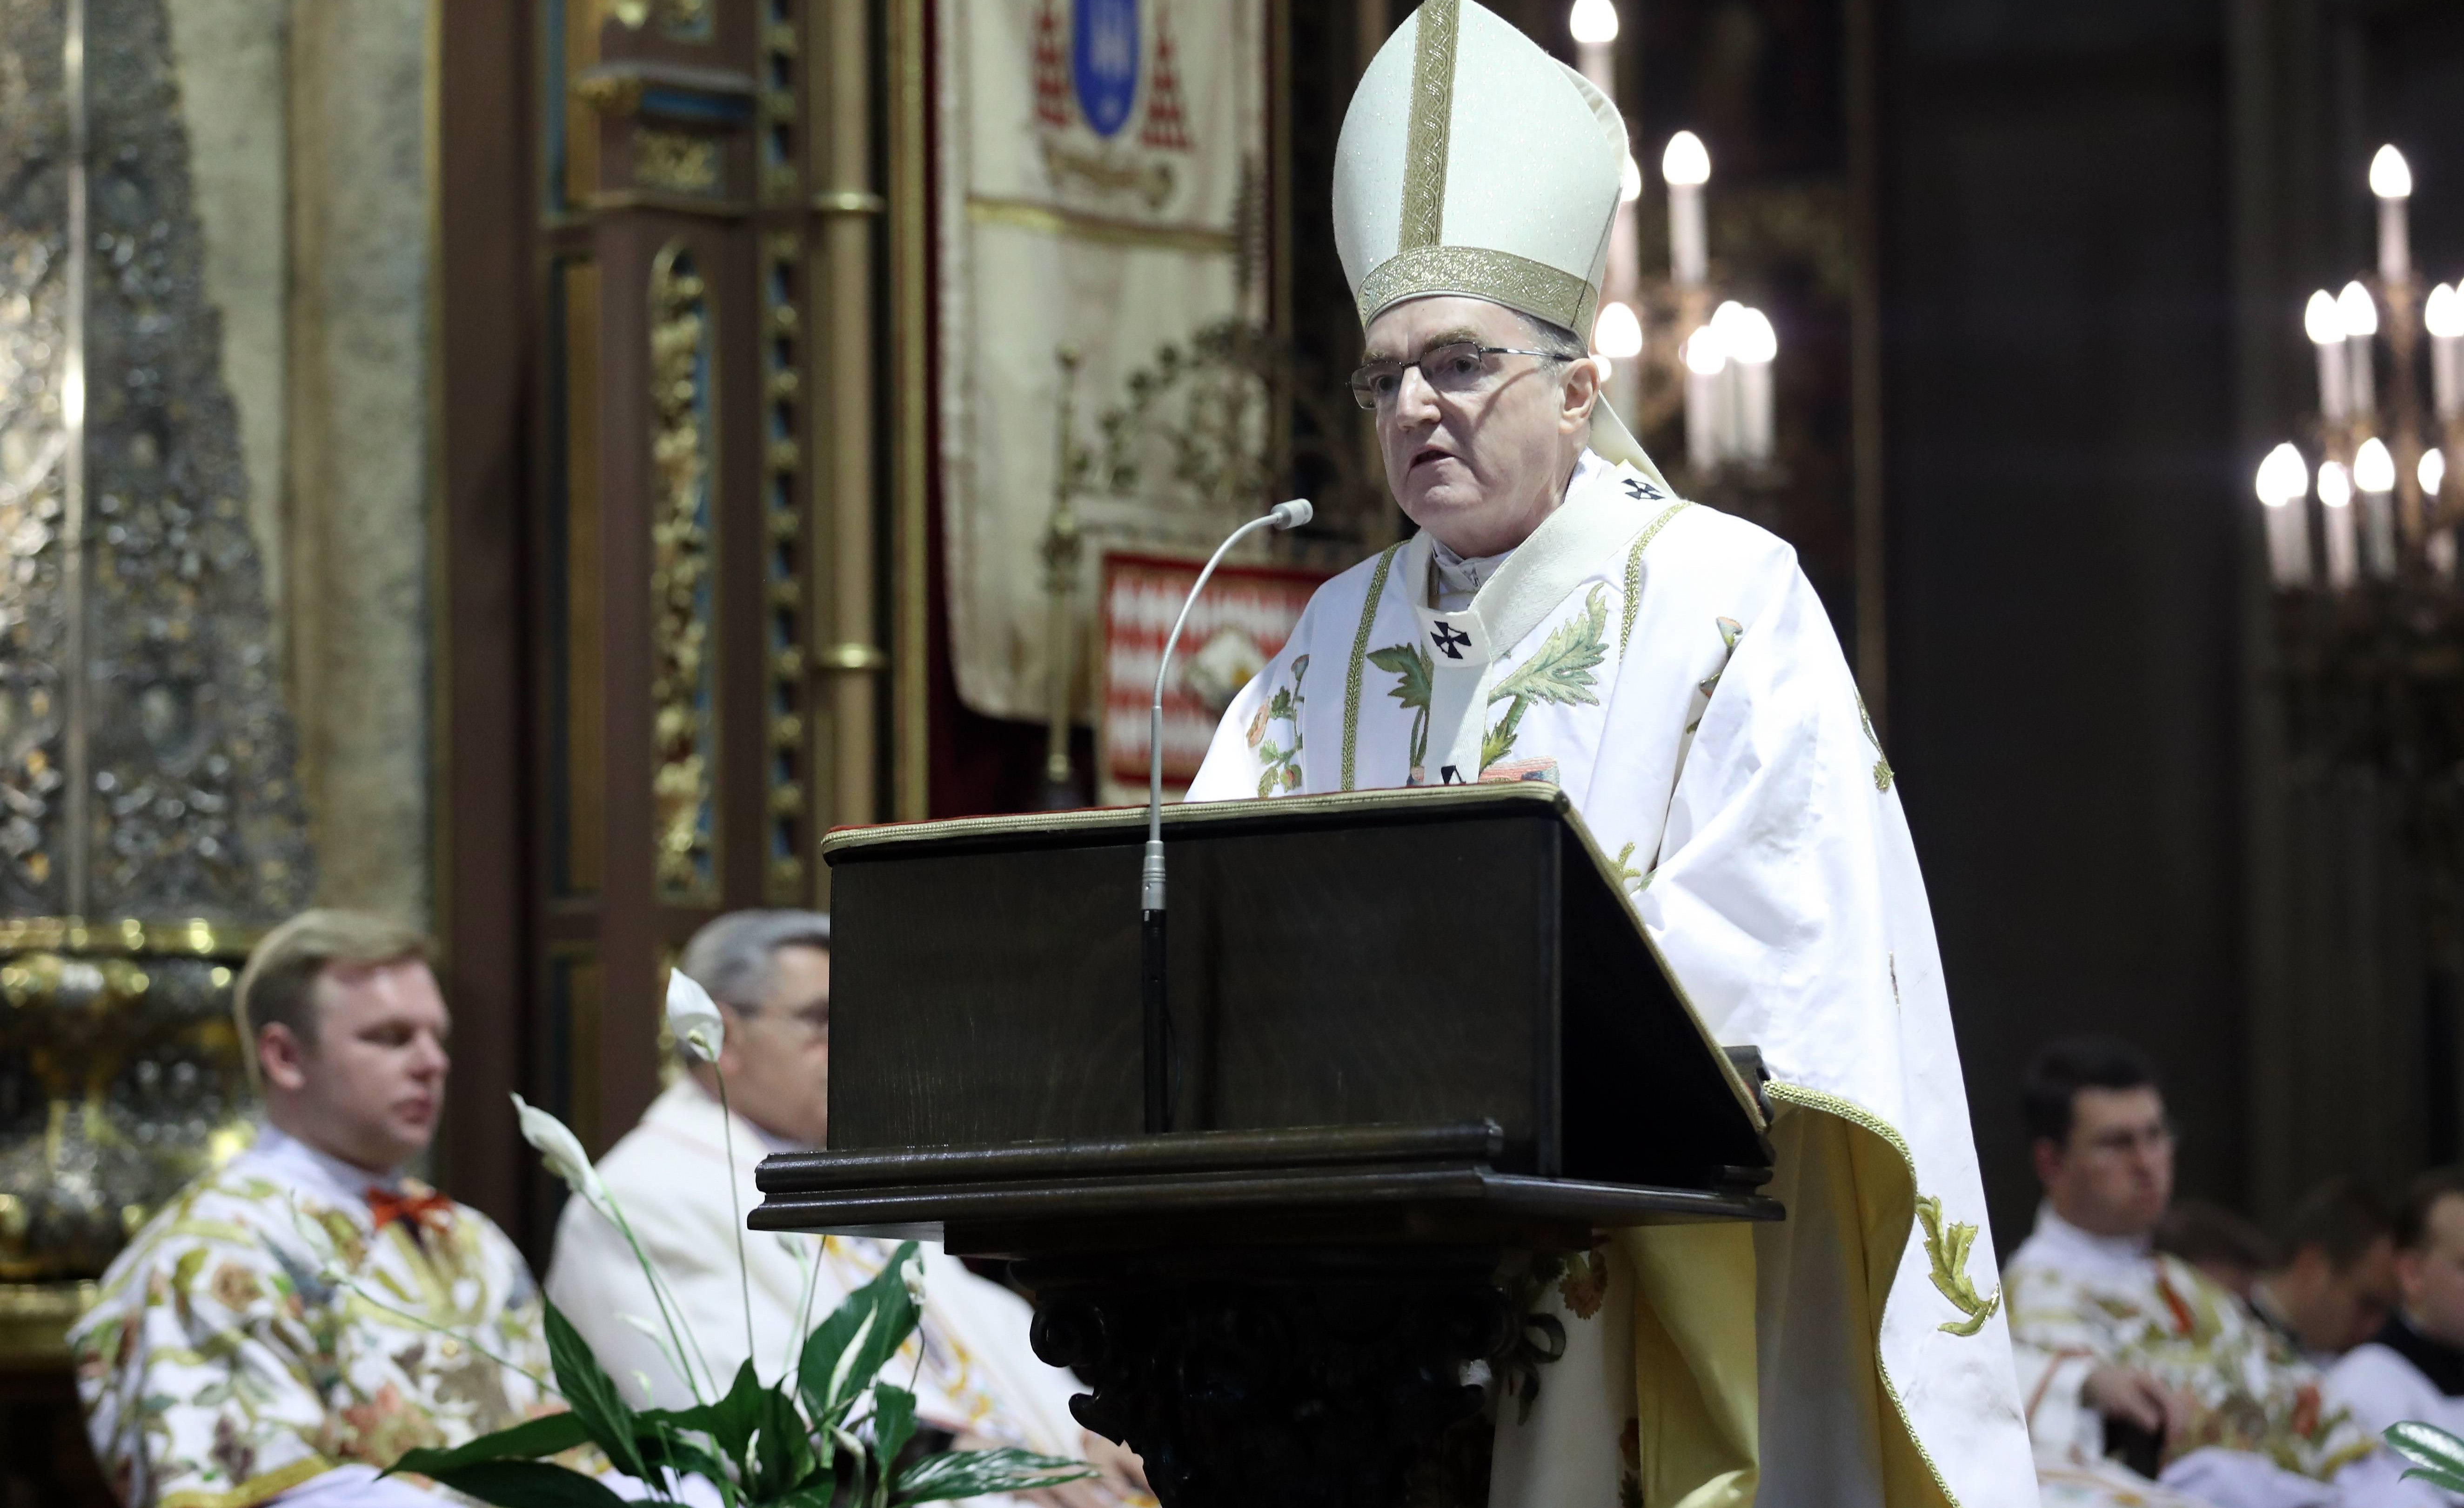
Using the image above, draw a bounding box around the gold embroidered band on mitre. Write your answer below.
[1397,0,1460,252]
[1355,243,1599,334]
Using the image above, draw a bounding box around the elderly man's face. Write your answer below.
[1362,295,1599,559]
[713,944,831,1147]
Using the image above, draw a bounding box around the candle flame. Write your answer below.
[1570,0,1620,45]
[1683,323,1727,374]
[2337,281,2378,339]
[1594,300,1644,358]
[2423,448,2447,499]
[1662,131,1710,187]
[2370,145,2413,200]
[1620,152,1643,205]
[2428,283,2464,340]
[2354,437,2397,494]
[2255,443,2308,508]
[2318,460,2352,509]
[2305,291,2344,345]
[1727,306,1778,365]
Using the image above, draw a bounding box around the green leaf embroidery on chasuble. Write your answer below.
[1481,585,1610,772]
[1365,642,1433,777]
[1339,545,1406,790]
[1257,654,1311,796]
[1915,1195,2002,1336]
[1858,691,1895,792]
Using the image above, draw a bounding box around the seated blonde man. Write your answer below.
[545,911,1145,1508]
[72,911,552,1508]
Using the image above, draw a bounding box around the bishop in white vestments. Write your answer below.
[1186,3,2036,1503]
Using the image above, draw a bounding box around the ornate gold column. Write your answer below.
[0,0,310,1360]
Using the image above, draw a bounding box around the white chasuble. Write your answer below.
[1190,451,2037,1508]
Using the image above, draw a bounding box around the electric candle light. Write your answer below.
[2319,460,2359,588]
[1620,153,1642,205]
[2370,145,2413,283]
[2306,290,2350,421]
[2423,446,2447,501]
[1727,305,1778,464]
[2356,436,2399,579]
[2429,282,2463,421]
[2256,443,2314,587]
[1683,322,1727,473]
[1663,131,1711,287]
[1594,300,1643,359]
[2339,281,2379,418]
[1569,0,1619,44]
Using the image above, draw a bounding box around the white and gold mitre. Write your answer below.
[1335,0,1625,338]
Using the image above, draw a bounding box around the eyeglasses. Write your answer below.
[730,994,830,1040]
[1348,342,1562,410]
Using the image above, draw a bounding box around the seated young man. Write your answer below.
[2007,1036,2409,1507]
[2328,1167,2464,1490]
[544,911,1144,1508]
[2249,1177,2397,1367]
[72,911,555,1508]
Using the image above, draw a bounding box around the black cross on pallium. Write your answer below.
[1623,477,1665,501]
[1430,622,1472,660]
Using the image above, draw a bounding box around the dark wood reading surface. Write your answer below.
[750,786,1784,1507]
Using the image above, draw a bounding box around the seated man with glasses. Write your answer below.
[2008,1035,2403,1507]
[545,911,1145,1507]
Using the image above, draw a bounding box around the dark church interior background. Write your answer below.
[4,1,2464,1498]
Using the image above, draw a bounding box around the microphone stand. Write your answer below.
[1142,498,1314,1133]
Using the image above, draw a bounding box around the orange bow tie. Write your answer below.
[365,1186,457,1237]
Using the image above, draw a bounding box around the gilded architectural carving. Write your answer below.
[649,243,717,902]
[636,129,722,195]
[0,0,311,1317]
[761,231,808,901]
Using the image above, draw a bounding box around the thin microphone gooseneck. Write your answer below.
[1141,498,1314,1133]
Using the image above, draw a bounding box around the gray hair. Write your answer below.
[1517,311,1589,368]
[678,909,832,1009]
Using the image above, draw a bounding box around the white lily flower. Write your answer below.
[511,1093,610,1208]
[666,968,725,1062]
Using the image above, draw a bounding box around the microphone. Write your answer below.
[1140,498,1313,1133]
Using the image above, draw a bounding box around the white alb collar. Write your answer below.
[241,1121,406,1213]
[2028,1200,2155,1283]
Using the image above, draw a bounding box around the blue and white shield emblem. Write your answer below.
[1072,0,1140,139]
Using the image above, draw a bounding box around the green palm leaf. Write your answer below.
[2389,1421,2464,1491]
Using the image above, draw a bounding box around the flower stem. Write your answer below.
[713,1068,758,1367]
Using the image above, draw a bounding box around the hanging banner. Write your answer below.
[937,0,1271,722]
[1095,549,1333,806]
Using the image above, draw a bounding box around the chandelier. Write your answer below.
[2254,144,2464,933]
[2256,146,2458,588]
[1567,1,1781,483]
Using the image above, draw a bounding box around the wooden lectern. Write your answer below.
[752,784,1780,1508]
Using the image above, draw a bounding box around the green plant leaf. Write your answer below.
[632,1426,735,1505]
[417,1461,634,1508]
[752,1375,817,1500]
[893,1448,1098,1506]
[543,1300,648,1481]
[871,1384,919,1505]
[650,1359,770,1475]
[2389,1421,2464,1491]
[386,1412,595,1477]
[797,1242,921,1428]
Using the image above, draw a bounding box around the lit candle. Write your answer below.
[1570,0,1619,84]
[2355,436,2398,579]
[2339,281,2379,419]
[1593,299,1644,426]
[1684,321,1728,472]
[2318,460,2358,588]
[1727,305,1778,464]
[2429,283,2463,421]
[1663,131,1710,287]
[2370,145,2412,284]
[2306,290,2349,422]
[2256,442,2313,587]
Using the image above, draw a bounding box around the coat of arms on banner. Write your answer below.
[937,0,1284,725]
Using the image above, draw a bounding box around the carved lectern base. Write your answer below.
[1018,1247,1512,1508]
